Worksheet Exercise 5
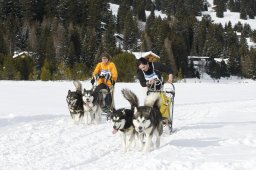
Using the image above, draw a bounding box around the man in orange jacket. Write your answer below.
[91,53,118,112]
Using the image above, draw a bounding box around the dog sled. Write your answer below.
[146,79,175,133]
[92,74,115,120]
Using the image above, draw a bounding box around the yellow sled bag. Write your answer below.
[160,92,172,119]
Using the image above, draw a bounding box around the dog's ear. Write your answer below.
[68,90,71,94]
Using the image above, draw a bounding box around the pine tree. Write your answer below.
[191,16,211,56]
[177,67,184,80]
[32,0,44,22]
[234,22,243,32]
[195,0,204,15]
[123,10,138,51]
[45,31,57,76]
[207,58,221,80]
[145,0,154,11]
[16,24,29,50]
[14,56,34,80]
[136,0,146,22]
[248,50,256,79]
[154,0,161,10]
[187,60,196,78]
[103,16,116,56]
[251,30,256,42]
[41,58,52,80]
[116,2,129,33]
[242,24,251,37]
[43,0,58,19]
[216,0,225,18]
[159,45,168,64]
[247,0,255,19]
[228,46,241,76]
[220,60,229,77]
[239,33,249,77]
[203,0,208,11]
[2,56,18,80]
[203,24,224,59]
[81,29,97,69]
[228,0,236,12]
[112,52,137,82]
[65,39,76,68]
[240,0,247,20]
[145,10,155,37]
[1,0,22,20]
[0,29,7,55]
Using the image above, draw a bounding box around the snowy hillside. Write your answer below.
[109,3,167,19]
[198,0,256,30]
[1,80,256,170]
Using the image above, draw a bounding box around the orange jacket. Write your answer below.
[92,61,118,87]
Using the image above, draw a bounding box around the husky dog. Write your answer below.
[82,88,102,124]
[66,81,84,122]
[122,89,163,152]
[111,89,138,151]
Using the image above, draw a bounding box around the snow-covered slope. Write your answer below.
[1,80,256,170]
[197,0,256,30]
[109,3,167,19]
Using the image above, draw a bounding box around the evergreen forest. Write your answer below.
[0,0,256,81]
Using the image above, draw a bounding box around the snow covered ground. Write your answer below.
[1,79,256,170]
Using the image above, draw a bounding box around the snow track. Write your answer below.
[1,81,256,169]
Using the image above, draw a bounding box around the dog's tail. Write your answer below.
[73,80,82,92]
[121,89,139,110]
[144,92,161,108]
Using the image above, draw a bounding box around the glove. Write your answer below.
[91,78,95,85]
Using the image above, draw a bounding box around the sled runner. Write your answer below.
[146,79,175,134]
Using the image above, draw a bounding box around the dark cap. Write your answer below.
[138,57,148,65]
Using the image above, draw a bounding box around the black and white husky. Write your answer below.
[111,89,138,151]
[66,81,84,122]
[122,89,163,152]
[82,88,102,124]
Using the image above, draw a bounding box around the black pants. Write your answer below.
[93,83,112,107]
